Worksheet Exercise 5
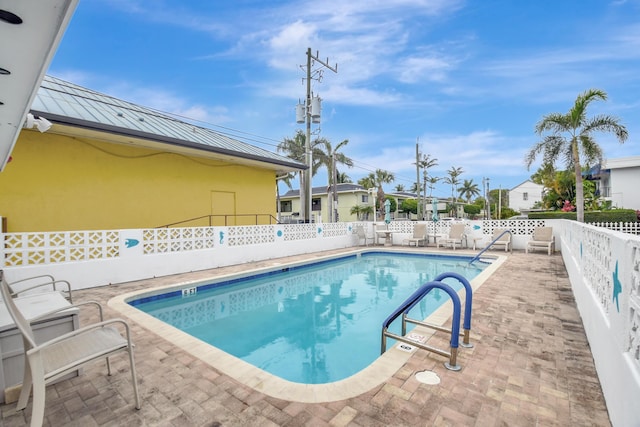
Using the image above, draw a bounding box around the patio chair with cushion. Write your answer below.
[403,223,428,247]
[526,226,555,255]
[355,226,375,246]
[0,270,141,427]
[486,228,512,252]
[436,223,466,250]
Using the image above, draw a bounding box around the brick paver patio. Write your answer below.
[1,250,610,426]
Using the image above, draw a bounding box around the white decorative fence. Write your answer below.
[2,220,555,287]
[2,218,640,424]
[561,220,640,427]
[588,221,640,235]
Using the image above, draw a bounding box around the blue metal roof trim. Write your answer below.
[30,75,304,170]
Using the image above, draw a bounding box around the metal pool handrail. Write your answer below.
[381,278,463,371]
[402,272,474,348]
[468,229,512,265]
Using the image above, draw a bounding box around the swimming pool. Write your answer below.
[111,249,504,402]
[126,251,486,383]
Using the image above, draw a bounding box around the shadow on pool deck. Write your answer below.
[1,249,610,426]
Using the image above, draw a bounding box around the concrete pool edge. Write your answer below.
[108,248,506,403]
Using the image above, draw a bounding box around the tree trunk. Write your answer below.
[572,141,585,223]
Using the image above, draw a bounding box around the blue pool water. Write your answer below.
[129,252,485,384]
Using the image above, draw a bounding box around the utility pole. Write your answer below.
[299,48,337,223]
[498,185,502,219]
[415,141,421,221]
[487,178,491,219]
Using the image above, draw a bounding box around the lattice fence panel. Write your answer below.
[321,222,350,238]
[226,225,275,246]
[628,242,640,369]
[142,227,215,255]
[2,231,119,266]
[582,227,613,314]
[282,223,317,241]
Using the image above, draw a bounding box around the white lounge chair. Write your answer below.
[526,227,555,255]
[8,274,73,302]
[355,226,375,246]
[403,223,428,247]
[0,270,141,427]
[487,228,512,252]
[436,223,466,250]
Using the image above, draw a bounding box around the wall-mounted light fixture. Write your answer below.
[24,113,53,133]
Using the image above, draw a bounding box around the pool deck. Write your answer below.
[1,249,611,426]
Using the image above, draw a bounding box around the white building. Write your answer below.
[589,156,640,210]
[509,180,544,213]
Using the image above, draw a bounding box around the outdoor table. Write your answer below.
[375,230,394,246]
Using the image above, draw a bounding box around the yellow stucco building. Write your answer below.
[0,76,304,232]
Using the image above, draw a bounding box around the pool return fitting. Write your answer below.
[381,272,473,371]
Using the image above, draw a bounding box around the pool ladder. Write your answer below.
[381,272,473,371]
[468,229,512,265]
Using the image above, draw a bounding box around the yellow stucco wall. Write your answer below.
[0,131,277,232]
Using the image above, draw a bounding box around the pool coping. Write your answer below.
[108,248,506,403]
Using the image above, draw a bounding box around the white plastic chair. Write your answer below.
[0,270,140,427]
[487,228,512,252]
[403,223,428,247]
[526,227,555,255]
[436,223,466,250]
[355,226,375,246]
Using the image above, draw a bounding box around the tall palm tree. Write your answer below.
[526,89,628,222]
[357,173,376,190]
[418,154,438,219]
[426,176,440,197]
[443,166,463,216]
[373,169,395,220]
[314,138,354,189]
[458,179,480,203]
[314,138,353,222]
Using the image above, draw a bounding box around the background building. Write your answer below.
[0,76,303,232]
[508,180,544,213]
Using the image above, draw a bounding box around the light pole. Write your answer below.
[296,48,337,223]
[486,178,491,219]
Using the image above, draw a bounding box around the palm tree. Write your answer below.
[314,138,353,222]
[373,169,395,220]
[357,174,376,190]
[314,138,353,189]
[458,179,480,203]
[418,154,438,219]
[443,166,463,216]
[526,89,628,222]
[426,176,440,197]
[336,171,352,184]
[394,184,405,192]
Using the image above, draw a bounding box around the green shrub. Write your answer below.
[529,209,638,222]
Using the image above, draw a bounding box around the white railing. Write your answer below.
[589,221,640,235]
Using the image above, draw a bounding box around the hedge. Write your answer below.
[528,209,638,222]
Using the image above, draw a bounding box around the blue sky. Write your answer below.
[48,0,639,199]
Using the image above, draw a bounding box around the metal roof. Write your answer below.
[0,0,79,171]
[282,183,368,198]
[29,75,305,171]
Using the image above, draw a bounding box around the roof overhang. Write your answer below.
[35,113,306,173]
[0,0,79,171]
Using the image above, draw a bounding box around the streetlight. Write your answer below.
[295,48,337,223]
